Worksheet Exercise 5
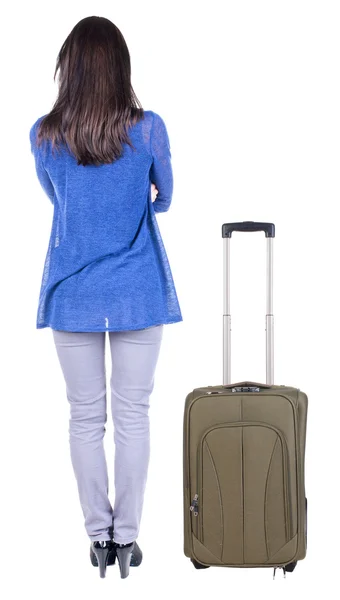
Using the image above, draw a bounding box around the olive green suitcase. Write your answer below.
[183,222,308,577]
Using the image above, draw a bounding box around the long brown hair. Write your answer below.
[36,16,144,166]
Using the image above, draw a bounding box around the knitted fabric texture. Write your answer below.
[29,110,183,331]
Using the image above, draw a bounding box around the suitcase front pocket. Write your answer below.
[196,421,291,565]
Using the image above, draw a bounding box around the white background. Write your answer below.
[1,0,339,598]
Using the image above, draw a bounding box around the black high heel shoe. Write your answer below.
[90,540,116,578]
[115,541,142,579]
[130,541,142,567]
[90,539,116,569]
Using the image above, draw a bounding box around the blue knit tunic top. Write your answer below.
[29,110,183,332]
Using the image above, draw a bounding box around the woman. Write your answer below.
[29,15,182,580]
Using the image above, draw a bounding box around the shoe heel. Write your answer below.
[90,543,116,567]
[91,543,110,578]
[115,543,134,579]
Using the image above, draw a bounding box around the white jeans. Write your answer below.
[52,325,164,544]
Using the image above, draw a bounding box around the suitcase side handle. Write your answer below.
[222,221,275,238]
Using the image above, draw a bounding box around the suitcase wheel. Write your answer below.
[284,561,297,573]
[190,558,210,569]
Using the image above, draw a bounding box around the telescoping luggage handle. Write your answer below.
[221,221,275,386]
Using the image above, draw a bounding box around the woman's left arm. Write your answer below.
[29,122,55,205]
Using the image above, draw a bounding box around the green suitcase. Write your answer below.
[183,222,308,577]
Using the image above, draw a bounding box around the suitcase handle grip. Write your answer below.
[222,221,275,238]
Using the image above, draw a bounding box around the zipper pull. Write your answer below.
[190,494,199,516]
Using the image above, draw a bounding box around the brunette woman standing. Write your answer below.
[29,15,182,579]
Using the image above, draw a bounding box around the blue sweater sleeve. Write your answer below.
[149,113,173,213]
[29,121,55,205]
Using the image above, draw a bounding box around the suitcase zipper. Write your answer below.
[190,494,199,516]
[190,494,199,537]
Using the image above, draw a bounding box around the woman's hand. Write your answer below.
[151,183,159,202]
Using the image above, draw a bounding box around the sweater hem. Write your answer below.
[36,316,183,333]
